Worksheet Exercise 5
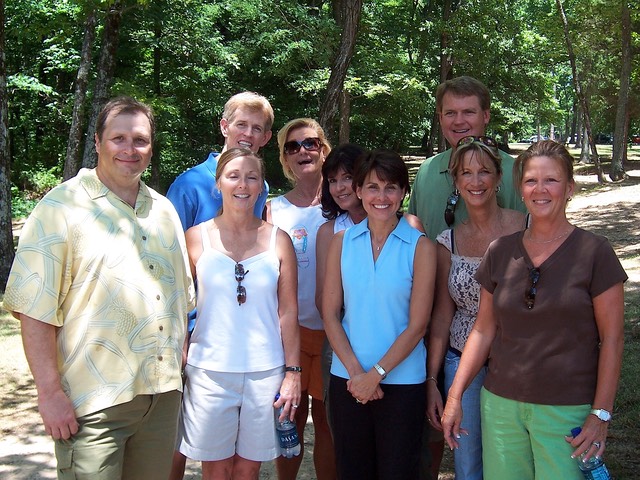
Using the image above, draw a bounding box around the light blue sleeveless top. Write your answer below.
[331,216,427,384]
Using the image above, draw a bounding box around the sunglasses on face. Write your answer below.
[456,136,499,150]
[283,137,322,155]
[525,267,540,309]
[235,263,249,306]
[444,190,460,227]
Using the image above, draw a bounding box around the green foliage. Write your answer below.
[3,0,639,205]
[10,186,38,219]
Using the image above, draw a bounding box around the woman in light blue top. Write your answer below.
[322,150,437,480]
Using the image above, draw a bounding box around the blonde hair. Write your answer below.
[222,92,274,131]
[277,118,331,184]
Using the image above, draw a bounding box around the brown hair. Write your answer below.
[215,148,265,215]
[96,96,155,144]
[435,76,491,113]
[277,118,331,184]
[449,140,502,181]
[513,140,574,194]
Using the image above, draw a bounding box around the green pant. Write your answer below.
[481,388,590,480]
[55,391,181,480]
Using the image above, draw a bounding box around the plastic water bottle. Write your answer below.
[570,427,611,480]
[274,394,301,458]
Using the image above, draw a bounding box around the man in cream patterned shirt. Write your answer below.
[3,96,194,479]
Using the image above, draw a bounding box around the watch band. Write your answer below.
[373,363,387,379]
[590,408,612,422]
[285,366,302,373]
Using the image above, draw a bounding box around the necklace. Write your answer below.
[525,227,572,244]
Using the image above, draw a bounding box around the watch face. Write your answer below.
[593,409,611,421]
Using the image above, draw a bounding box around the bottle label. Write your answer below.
[582,464,610,480]
[277,425,299,449]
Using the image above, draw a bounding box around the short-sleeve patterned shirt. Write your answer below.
[3,168,195,417]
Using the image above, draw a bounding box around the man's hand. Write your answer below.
[38,388,79,440]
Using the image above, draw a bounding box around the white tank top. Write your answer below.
[187,223,284,372]
[334,212,355,234]
[270,196,327,330]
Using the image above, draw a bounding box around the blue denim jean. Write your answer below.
[444,349,487,480]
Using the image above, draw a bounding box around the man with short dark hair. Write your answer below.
[3,96,194,479]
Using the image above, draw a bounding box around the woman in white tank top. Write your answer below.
[177,148,300,479]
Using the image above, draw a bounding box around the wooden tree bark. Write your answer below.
[555,0,604,182]
[611,0,631,182]
[82,3,123,169]
[318,0,363,141]
[0,0,14,291]
[432,0,454,154]
[148,18,162,190]
[63,10,97,181]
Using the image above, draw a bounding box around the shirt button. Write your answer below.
[149,265,154,270]
[158,355,163,361]
[156,295,160,300]
[159,325,164,331]
[142,235,147,241]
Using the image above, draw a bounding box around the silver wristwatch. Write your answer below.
[373,363,387,379]
[590,408,612,422]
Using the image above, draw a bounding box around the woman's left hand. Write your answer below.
[347,371,384,404]
[275,372,302,421]
[566,415,609,461]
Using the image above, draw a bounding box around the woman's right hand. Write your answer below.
[426,381,444,431]
[441,395,467,450]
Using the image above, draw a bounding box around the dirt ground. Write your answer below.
[1,160,639,480]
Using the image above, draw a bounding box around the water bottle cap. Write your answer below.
[571,427,582,437]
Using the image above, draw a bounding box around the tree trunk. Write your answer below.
[318,0,363,141]
[574,104,582,149]
[555,0,603,182]
[610,0,631,182]
[338,90,351,144]
[63,10,97,181]
[148,19,162,191]
[580,124,590,163]
[0,0,14,291]
[437,0,454,153]
[82,3,123,169]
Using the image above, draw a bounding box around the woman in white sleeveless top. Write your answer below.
[176,148,300,479]
[266,118,337,480]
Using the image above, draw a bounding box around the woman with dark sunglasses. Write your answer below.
[442,141,626,480]
[176,148,300,479]
[265,118,337,480]
[426,136,526,480]
[322,150,436,479]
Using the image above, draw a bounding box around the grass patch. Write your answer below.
[605,285,640,478]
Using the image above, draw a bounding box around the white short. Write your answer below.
[176,365,283,462]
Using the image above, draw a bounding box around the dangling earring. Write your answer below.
[521,196,524,202]
[454,188,459,196]
[496,185,502,193]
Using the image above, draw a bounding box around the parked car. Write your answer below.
[520,135,547,143]
[630,134,640,146]
[595,133,613,144]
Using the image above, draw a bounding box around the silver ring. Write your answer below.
[292,404,299,408]
[592,441,601,449]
